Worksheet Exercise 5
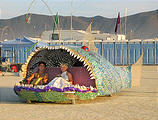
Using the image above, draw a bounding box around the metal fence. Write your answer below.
[1,40,158,65]
[59,40,158,65]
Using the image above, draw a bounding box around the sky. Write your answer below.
[0,0,158,19]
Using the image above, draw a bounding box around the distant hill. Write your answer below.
[0,9,158,41]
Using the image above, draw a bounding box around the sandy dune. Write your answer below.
[0,66,158,120]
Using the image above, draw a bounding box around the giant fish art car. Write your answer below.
[14,45,141,103]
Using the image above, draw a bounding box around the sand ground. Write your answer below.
[0,66,158,120]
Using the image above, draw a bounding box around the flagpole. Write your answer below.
[70,0,73,41]
[114,12,120,65]
[125,8,127,35]
[58,12,61,42]
[120,15,122,35]
[117,12,123,65]
[119,13,124,65]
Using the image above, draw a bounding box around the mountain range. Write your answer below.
[0,9,158,41]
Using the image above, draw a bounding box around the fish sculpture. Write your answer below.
[14,45,142,103]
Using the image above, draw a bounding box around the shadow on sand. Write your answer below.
[0,87,25,104]
[119,90,158,97]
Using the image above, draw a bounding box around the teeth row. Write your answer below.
[74,84,96,90]
[18,84,45,89]
[16,84,96,91]
[24,46,96,80]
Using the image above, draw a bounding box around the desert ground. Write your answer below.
[0,66,158,120]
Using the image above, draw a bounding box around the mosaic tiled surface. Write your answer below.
[15,45,131,103]
[68,46,131,96]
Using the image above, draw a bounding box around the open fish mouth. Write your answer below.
[22,45,97,88]
[15,45,133,97]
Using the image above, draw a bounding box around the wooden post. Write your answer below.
[128,41,130,65]
[114,42,115,65]
[154,40,156,64]
[115,42,117,65]
[64,92,76,104]
[26,99,31,104]
[101,40,103,57]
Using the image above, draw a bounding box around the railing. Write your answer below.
[1,40,158,65]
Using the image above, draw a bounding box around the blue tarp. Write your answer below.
[1,38,158,65]
[0,36,47,46]
[0,36,48,63]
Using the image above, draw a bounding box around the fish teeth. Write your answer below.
[15,83,20,86]
[75,84,80,89]
[74,54,77,58]
[90,74,93,77]
[87,68,91,71]
[90,77,95,79]
[90,86,94,90]
[82,86,87,90]
[55,46,59,49]
[79,58,83,61]
[71,52,74,56]
[77,55,80,59]
[69,51,73,56]
[28,56,31,59]
[74,84,79,88]
[39,86,44,89]
[87,65,90,69]
[35,49,39,52]
[84,63,88,67]
[80,86,84,90]
[89,71,93,74]
[30,53,34,56]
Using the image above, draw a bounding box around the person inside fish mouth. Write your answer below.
[59,63,73,84]
[21,61,48,85]
[47,63,73,88]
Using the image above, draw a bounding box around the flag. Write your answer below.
[53,12,59,33]
[91,18,93,23]
[25,14,31,24]
[25,16,31,24]
[52,12,59,40]
[114,12,120,34]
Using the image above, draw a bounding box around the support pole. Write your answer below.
[154,40,156,64]
[70,0,73,41]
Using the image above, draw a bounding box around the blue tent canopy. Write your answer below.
[0,37,48,63]
[0,36,47,46]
